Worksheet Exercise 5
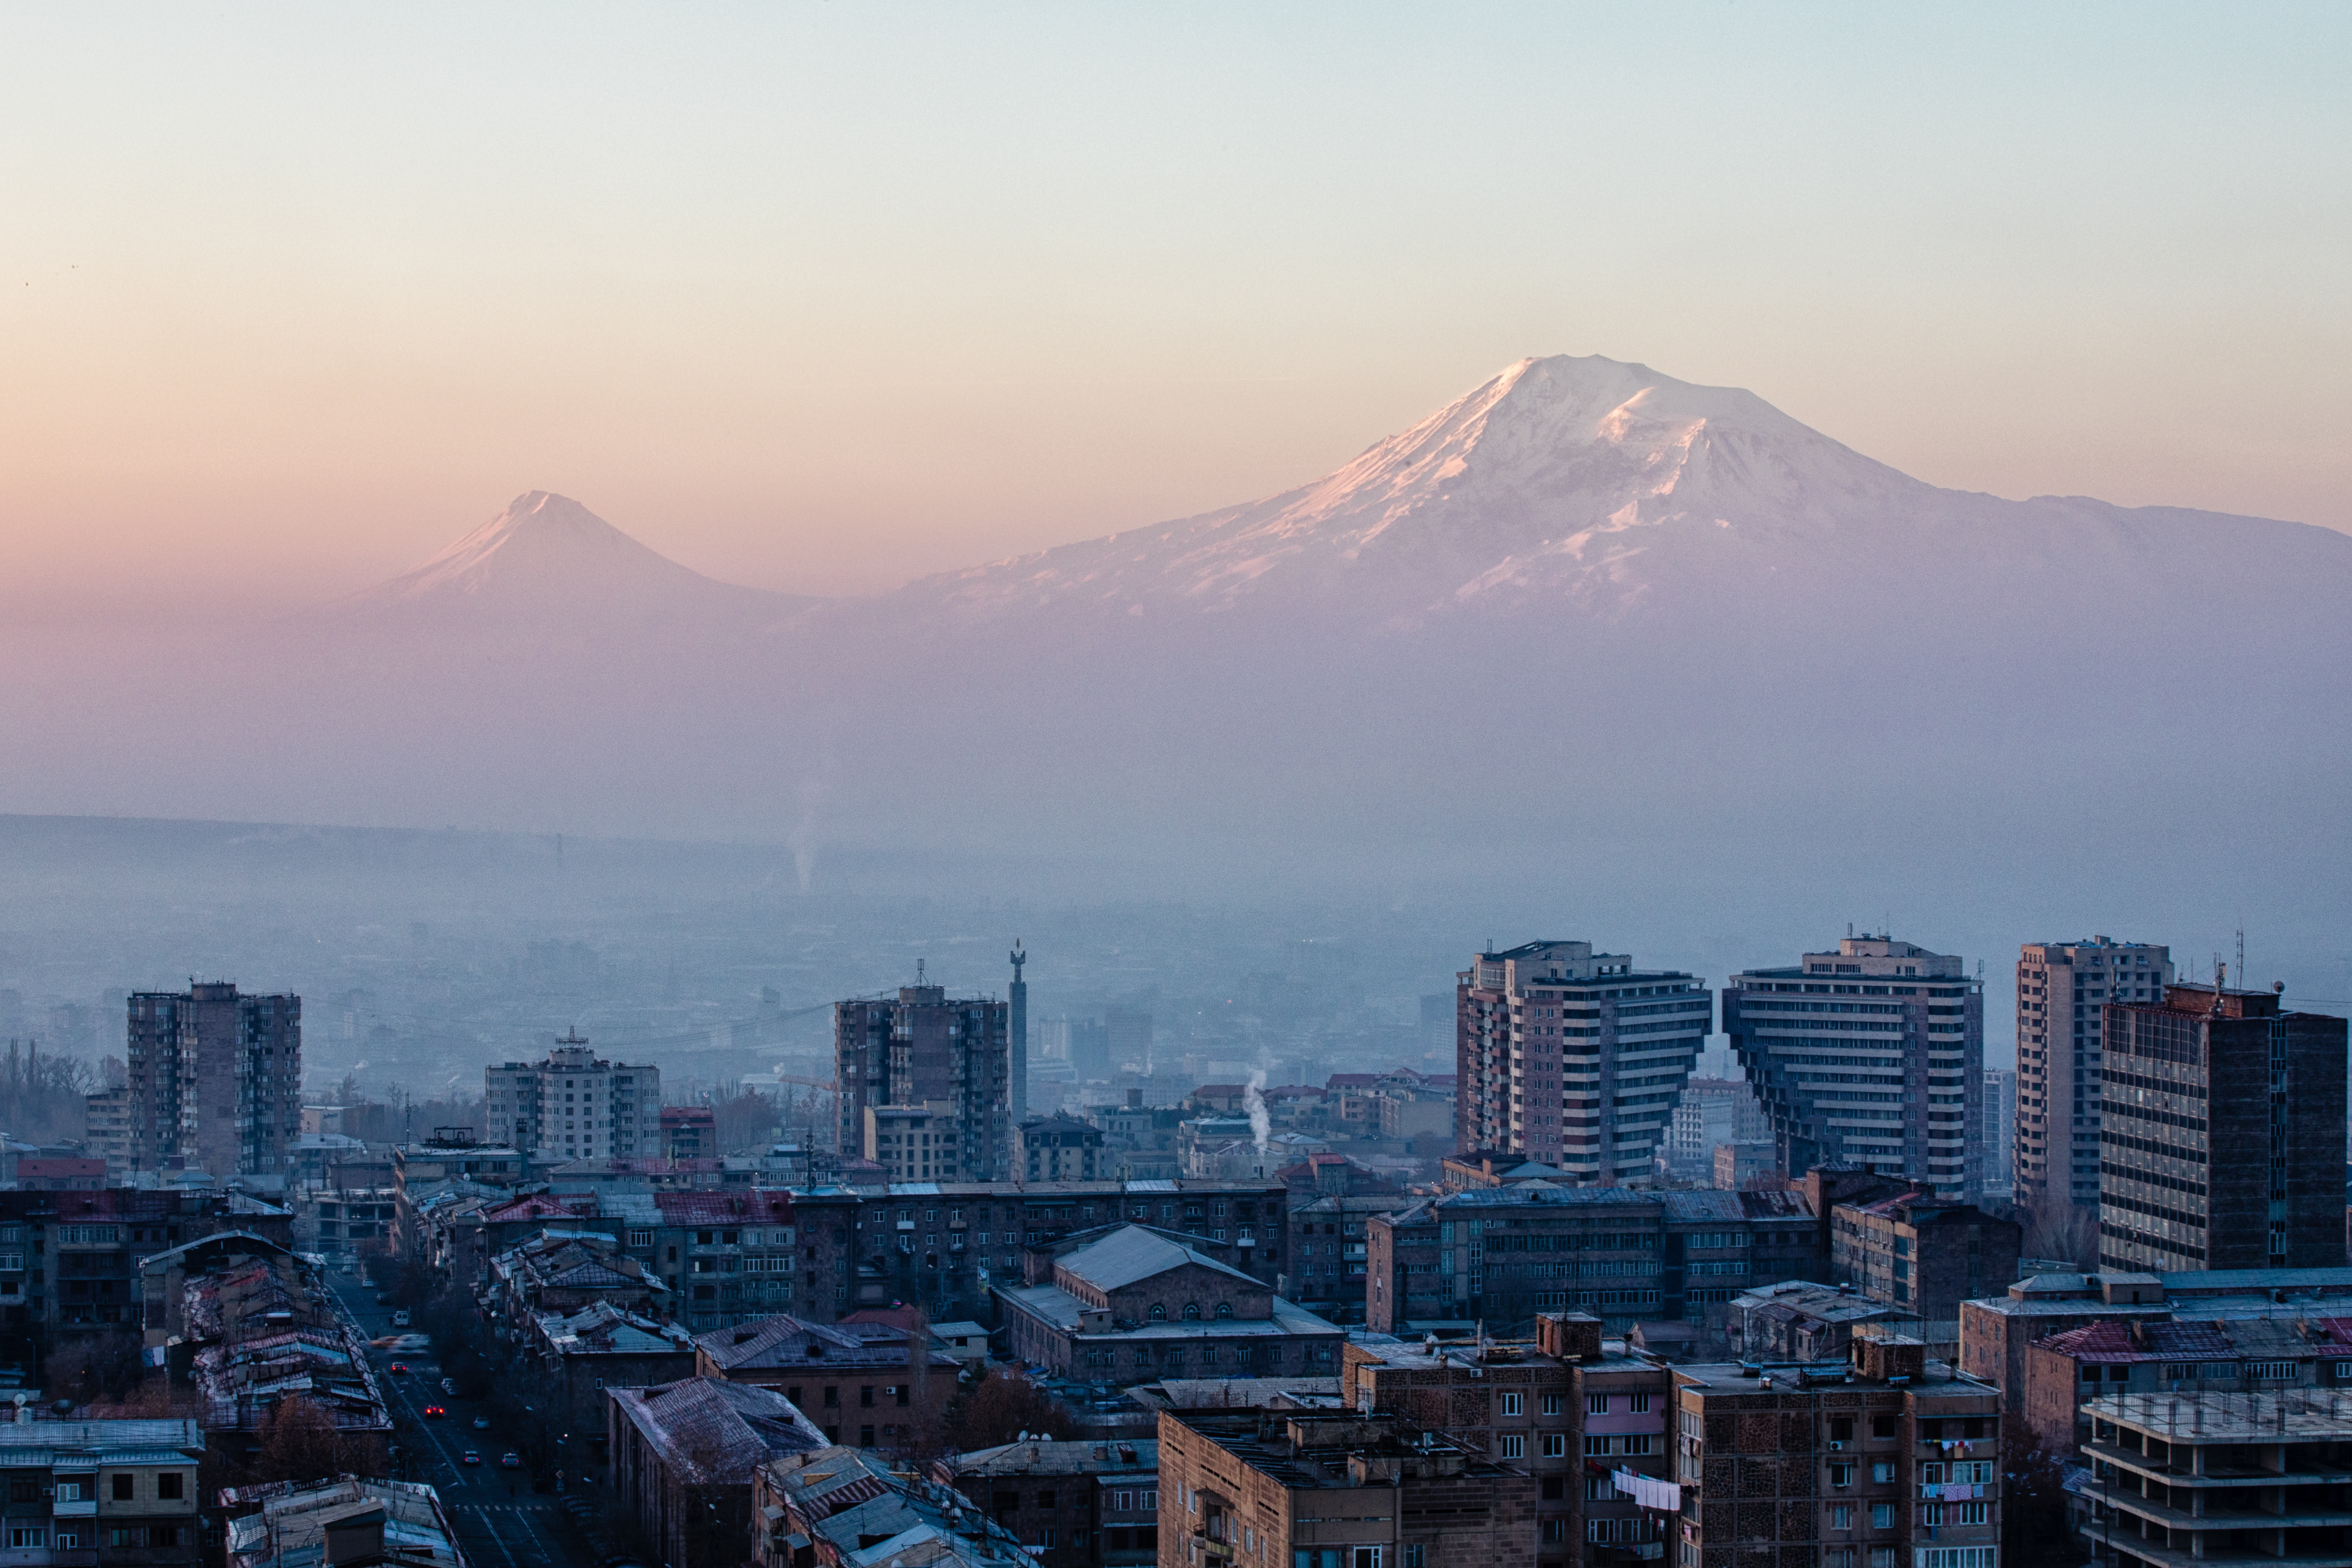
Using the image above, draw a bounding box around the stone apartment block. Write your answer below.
[0,1187,293,1347]
[1456,941,1714,1181]
[1343,1312,1672,1568]
[518,1300,696,1468]
[1156,1408,1539,1568]
[1674,1338,2001,1568]
[1020,1114,1107,1183]
[482,1035,661,1162]
[0,1412,204,1566]
[610,1376,828,1568]
[1282,1193,1417,1326]
[1367,1183,1822,1337]
[692,1312,960,1450]
[758,1444,1032,1568]
[933,1438,1159,1568]
[1830,1191,2021,1323]
[123,983,302,1179]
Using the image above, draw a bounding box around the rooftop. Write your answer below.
[609,1377,828,1485]
[222,1476,461,1568]
[1165,1411,1518,1490]
[767,1444,1033,1567]
[1059,1225,1260,1295]
[2088,1390,2352,1444]
[944,1438,1159,1477]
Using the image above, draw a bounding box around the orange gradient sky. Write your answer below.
[3,4,2347,610]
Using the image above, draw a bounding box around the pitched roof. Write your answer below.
[696,1314,907,1372]
[653,1190,798,1224]
[1058,1226,1258,1294]
[608,1376,826,1484]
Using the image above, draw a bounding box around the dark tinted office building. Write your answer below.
[2098,979,2348,1273]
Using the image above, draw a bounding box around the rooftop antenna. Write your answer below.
[917,958,926,986]
[2236,925,2246,992]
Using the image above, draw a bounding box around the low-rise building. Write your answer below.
[932,1438,1159,1568]
[693,1312,961,1449]
[221,1475,463,1568]
[164,1238,392,1471]
[1281,1193,1417,1326]
[995,1226,1342,1385]
[1156,1408,1539,1568]
[1674,1338,2000,1568]
[756,1444,1032,1568]
[488,1228,672,1328]
[1830,1190,2021,1323]
[389,1133,526,1259]
[1727,1280,1920,1363]
[609,1376,828,1568]
[0,1412,203,1566]
[2020,1313,2352,1457]
[519,1300,697,1471]
[1368,1182,1822,1337]
[1018,1114,1106,1184]
[1957,1265,2352,1397]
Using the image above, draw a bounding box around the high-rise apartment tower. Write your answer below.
[124,983,302,1177]
[2013,938,2173,1215]
[1455,941,1713,1181]
[482,1033,661,1162]
[2097,976,2348,1273]
[834,984,1011,1181]
[1007,942,1028,1125]
[1723,936,1984,1198]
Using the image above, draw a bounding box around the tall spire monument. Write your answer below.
[1009,940,1029,1125]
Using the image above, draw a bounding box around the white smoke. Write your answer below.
[1244,1069,1270,1153]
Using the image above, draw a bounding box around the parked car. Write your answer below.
[391,1310,411,1327]
[499,1452,521,1469]
[389,1363,408,1375]
[424,1405,445,1418]
[461,1450,481,1466]
[440,1378,457,1396]
[471,1416,491,1431]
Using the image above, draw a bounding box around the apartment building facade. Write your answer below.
[1829,1191,2022,1323]
[482,1035,661,1162]
[2098,980,2349,1273]
[1455,942,1714,1181]
[2013,939,2174,1217]
[1724,936,1985,1198]
[836,985,1013,1182]
[123,983,301,1178]
[1674,1337,2001,1568]
[1156,1409,1539,1568]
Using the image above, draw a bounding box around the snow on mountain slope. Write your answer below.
[350,490,819,625]
[895,353,2350,631]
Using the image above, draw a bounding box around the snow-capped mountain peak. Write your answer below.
[914,354,1931,621]
[351,491,815,624]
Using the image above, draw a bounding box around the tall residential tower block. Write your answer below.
[1455,941,1712,1181]
[835,984,1012,1181]
[483,1034,661,1162]
[2013,938,2174,1216]
[124,983,302,1177]
[2097,977,2348,1273]
[1723,936,1984,1198]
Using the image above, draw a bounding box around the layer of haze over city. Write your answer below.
[1,4,2346,1120]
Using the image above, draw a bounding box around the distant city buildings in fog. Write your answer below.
[1725,935,1984,1199]
[1454,940,1712,1182]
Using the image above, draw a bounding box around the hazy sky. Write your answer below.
[3,3,2346,607]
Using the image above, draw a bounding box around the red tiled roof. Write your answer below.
[2036,1320,2236,1364]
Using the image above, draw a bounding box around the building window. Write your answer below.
[1501,1392,1522,1416]
[1629,1392,1651,1413]
[157,1474,184,1500]
[1588,1393,1610,1414]
[1870,1504,1894,1530]
[1541,1393,1563,1416]
[1405,1549,1426,1568]
[1831,1505,1853,1530]
[1542,1434,1566,1458]
[1499,1434,1524,1458]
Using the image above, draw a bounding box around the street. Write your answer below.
[328,1273,613,1568]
